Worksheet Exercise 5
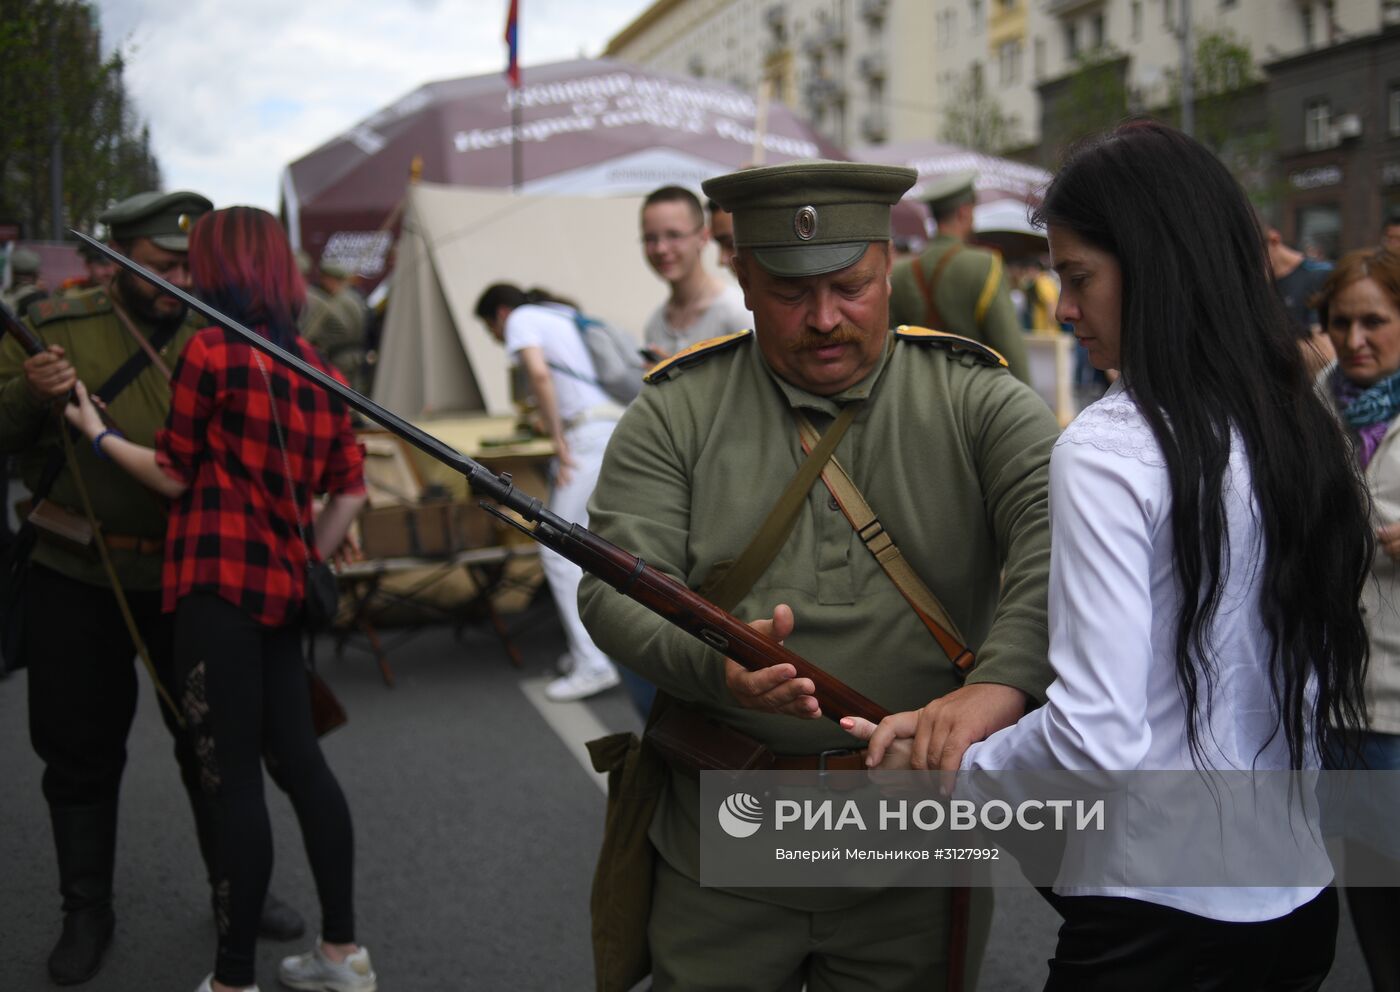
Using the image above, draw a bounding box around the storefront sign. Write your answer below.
[1290,165,1343,190]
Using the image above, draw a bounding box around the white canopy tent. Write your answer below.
[372,182,661,418]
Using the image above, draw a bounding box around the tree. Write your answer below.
[1166,29,1275,204]
[1040,47,1131,162]
[941,66,1022,154]
[0,0,161,240]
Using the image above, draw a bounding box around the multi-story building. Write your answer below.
[607,0,1400,252]
[604,0,936,149]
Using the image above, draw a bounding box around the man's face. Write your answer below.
[641,200,707,285]
[85,257,117,285]
[735,242,893,396]
[117,238,190,325]
[1383,223,1400,255]
[709,208,736,271]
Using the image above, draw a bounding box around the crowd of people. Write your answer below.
[2,119,1399,992]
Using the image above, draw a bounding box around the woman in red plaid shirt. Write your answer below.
[66,207,376,992]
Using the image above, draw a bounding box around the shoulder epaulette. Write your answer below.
[28,289,111,327]
[895,325,1007,369]
[644,329,752,384]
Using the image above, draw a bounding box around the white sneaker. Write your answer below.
[195,975,259,992]
[545,666,620,702]
[277,941,376,992]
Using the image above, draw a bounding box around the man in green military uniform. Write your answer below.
[888,170,1031,384]
[578,161,1058,990]
[0,191,303,985]
[3,246,49,314]
[300,259,367,391]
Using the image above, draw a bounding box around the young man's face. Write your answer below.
[641,200,708,286]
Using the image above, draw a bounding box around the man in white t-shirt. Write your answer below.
[640,186,751,357]
[474,283,622,702]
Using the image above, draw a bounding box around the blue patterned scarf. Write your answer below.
[1333,367,1400,467]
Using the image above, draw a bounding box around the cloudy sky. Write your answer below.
[95,0,646,210]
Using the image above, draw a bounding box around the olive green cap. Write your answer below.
[924,169,977,216]
[9,247,40,275]
[702,160,916,277]
[99,190,212,251]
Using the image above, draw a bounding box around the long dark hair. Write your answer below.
[473,282,573,321]
[188,206,305,350]
[1035,119,1372,768]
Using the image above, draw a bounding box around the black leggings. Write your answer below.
[175,593,355,987]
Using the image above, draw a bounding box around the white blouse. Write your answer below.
[961,382,1329,921]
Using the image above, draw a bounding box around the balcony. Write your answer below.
[823,20,847,49]
[861,109,888,141]
[858,52,887,81]
[1042,0,1100,17]
[860,0,887,26]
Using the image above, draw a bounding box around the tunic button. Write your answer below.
[827,494,840,511]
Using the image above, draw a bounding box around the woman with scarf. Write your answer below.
[1319,247,1400,992]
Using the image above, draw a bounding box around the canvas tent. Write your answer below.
[282,58,844,288]
[372,182,662,419]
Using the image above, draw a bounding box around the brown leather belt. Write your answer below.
[770,748,868,772]
[102,534,164,556]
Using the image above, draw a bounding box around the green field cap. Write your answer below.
[100,190,213,251]
[702,161,916,277]
[923,169,977,215]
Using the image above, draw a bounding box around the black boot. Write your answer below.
[47,803,118,985]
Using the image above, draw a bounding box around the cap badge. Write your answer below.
[794,205,818,241]
[177,214,192,232]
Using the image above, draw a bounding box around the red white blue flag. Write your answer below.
[504,0,520,88]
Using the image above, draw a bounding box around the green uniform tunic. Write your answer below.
[300,284,366,391]
[889,234,1031,384]
[0,283,201,590]
[579,329,1058,916]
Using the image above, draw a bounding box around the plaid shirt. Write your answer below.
[156,327,365,627]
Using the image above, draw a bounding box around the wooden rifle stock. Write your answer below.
[72,232,892,727]
[0,298,49,356]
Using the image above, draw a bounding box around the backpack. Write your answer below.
[569,312,646,405]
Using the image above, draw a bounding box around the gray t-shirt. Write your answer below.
[643,282,751,355]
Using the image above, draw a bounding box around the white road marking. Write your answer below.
[519,676,612,793]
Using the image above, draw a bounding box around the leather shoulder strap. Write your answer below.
[796,412,974,675]
[910,243,963,331]
[701,402,860,612]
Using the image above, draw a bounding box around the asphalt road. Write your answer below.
[0,604,1371,991]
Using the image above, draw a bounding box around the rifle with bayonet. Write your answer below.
[73,231,892,726]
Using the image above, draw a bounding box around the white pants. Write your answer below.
[541,418,617,679]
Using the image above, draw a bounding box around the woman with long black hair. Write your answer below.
[64,207,374,992]
[849,120,1373,989]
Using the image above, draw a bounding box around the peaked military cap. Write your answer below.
[99,190,212,251]
[923,169,978,216]
[9,247,40,275]
[702,161,916,278]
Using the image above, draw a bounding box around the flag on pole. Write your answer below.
[503,0,520,88]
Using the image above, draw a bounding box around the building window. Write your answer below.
[1131,1,1142,40]
[1295,204,1341,262]
[970,0,984,34]
[1035,36,1046,78]
[1091,12,1106,50]
[1301,3,1314,48]
[1221,0,1237,7]
[1305,99,1331,150]
[1065,20,1079,59]
[1389,84,1400,136]
[998,40,1022,86]
[1163,0,1174,29]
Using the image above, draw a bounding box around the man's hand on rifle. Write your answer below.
[24,345,76,403]
[723,603,822,720]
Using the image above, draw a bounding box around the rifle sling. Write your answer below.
[795,411,974,674]
[701,401,860,612]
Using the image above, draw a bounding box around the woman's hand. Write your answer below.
[1378,522,1400,562]
[842,683,1028,772]
[61,380,107,438]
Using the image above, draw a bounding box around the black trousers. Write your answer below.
[1043,888,1338,992]
[26,562,214,855]
[174,592,355,988]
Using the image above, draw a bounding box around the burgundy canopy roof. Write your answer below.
[283,58,845,284]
